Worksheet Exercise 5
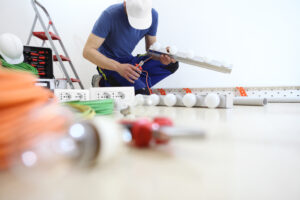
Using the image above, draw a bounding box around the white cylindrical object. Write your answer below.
[182,93,197,108]
[194,95,206,107]
[267,98,300,103]
[92,118,123,163]
[205,93,221,109]
[233,97,268,106]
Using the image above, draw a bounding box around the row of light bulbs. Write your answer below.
[135,93,221,109]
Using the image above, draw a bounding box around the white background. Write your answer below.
[0,0,299,89]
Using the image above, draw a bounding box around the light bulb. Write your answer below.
[205,93,220,109]
[149,94,160,106]
[182,93,197,108]
[144,96,153,106]
[164,94,177,107]
[134,94,144,106]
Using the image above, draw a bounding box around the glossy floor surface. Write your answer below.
[1,104,300,200]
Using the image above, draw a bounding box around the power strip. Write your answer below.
[90,87,135,109]
[54,89,90,102]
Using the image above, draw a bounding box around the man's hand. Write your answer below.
[117,63,142,83]
[160,54,176,65]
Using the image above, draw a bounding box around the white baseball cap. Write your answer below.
[126,0,153,30]
[0,33,24,65]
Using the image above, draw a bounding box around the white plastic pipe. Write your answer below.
[233,97,268,106]
[194,95,206,107]
[267,98,300,103]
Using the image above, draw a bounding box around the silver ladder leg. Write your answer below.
[26,15,38,45]
[51,23,85,89]
[28,0,84,89]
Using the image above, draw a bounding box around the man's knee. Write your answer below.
[165,62,179,74]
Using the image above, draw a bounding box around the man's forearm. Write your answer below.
[83,48,120,72]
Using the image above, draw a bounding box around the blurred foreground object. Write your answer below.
[0,69,123,171]
[66,99,114,117]
[0,68,67,170]
[121,117,206,148]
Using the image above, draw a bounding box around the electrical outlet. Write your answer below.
[90,87,135,109]
[54,89,90,102]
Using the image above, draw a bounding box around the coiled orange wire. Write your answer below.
[0,62,69,170]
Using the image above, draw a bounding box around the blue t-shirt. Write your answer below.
[92,3,158,60]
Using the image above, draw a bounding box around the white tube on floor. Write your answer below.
[233,97,268,106]
[219,95,234,109]
[268,98,300,103]
[194,95,206,107]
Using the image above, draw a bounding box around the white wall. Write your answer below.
[0,0,299,88]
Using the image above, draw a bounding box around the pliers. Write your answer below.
[135,60,145,71]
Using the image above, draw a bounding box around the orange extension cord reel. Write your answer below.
[0,67,68,170]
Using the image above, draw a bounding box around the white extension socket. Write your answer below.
[90,87,135,109]
[54,89,90,102]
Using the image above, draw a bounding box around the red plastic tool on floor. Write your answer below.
[121,117,205,148]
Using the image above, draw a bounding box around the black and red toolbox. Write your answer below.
[23,46,54,79]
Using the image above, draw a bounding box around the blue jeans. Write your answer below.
[97,55,179,94]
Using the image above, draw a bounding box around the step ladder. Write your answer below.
[26,0,84,89]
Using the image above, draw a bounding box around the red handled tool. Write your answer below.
[135,60,145,71]
[121,117,205,148]
[121,117,173,148]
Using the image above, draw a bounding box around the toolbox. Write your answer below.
[23,46,54,79]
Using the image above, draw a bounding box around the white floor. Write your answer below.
[1,104,300,200]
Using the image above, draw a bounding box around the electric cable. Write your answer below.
[66,99,114,116]
[136,56,153,94]
[142,70,152,94]
[66,104,96,119]
[0,57,38,75]
[0,68,68,171]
